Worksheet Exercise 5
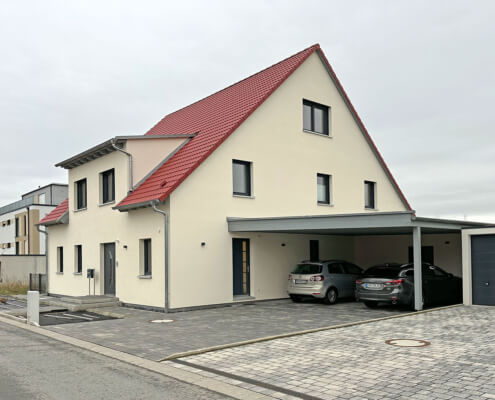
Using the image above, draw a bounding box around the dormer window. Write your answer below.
[303,99,330,136]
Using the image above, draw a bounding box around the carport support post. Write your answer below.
[413,226,423,311]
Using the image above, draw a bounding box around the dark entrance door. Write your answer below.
[233,238,250,296]
[408,246,434,265]
[309,240,319,261]
[103,243,116,296]
[471,235,495,306]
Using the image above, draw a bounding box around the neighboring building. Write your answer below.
[39,44,490,311]
[0,183,68,255]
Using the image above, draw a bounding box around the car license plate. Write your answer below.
[295,279,307,284]
[364,283,383,290]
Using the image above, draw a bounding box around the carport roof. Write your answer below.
[227,211,490,235]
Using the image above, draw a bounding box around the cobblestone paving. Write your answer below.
[168,306,495,400]
[44,299,406,360]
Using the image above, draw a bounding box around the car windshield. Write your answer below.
[292,264,322,274]
[364,265,401,278]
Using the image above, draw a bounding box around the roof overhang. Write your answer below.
[56,134,197,169]
[227,211,490,236]
[37,211,69,226]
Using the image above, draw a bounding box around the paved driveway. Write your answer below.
[44,299,407,360]
[168,305,495,400]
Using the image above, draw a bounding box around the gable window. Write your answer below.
[364,181,376,209]
[232,160,252,197]
[57,246,64,273]
[317,173,331,205]
[140,238,152,276]
[75,245,82,274]
[101,169,115,204]
[75,178,87,210]
[303,99,330,136]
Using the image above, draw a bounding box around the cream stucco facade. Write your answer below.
[46,51,422,310]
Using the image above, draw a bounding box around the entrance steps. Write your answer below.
[43,295,121,312]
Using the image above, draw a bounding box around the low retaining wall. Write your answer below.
[0,255,46,283]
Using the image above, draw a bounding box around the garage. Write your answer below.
[229,211,488,310]
[463,229,495,306]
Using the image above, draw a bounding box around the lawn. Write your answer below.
[0,280,29,296]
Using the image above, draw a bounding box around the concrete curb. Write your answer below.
[0,315,272,400]
[160,304,463,361]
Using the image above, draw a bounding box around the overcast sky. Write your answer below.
[1,1,494,221]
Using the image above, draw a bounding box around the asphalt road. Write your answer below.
[0,321,229,400]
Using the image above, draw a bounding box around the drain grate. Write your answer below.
[39,311,116,326]
[385,339,430,347]
[149,319,175,323]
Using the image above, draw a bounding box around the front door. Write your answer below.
[233,238,250,296]
[103,243,116,296]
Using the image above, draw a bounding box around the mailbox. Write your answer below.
[87,269,95,279]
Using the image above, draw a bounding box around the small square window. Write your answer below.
[303,100,330,135]
[75,179,87,210]
[232,160,252,196]
[364,181,376,209]
[57,246,64,273]
[317,173,331,205]
[101,169,115,204]
[140,239,152,276]
[75,245,82,273]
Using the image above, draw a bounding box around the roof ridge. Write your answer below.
[145,43,320,135]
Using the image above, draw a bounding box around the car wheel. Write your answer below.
[364,301,379,308]
[323,288,338,305]
[290,295,302,303]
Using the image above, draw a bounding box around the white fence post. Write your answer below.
[27,290,40,325]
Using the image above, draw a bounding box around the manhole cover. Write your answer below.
[385,339,430,347]
[149,319,174,323]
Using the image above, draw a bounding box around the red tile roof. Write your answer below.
[38,198,69,225]
[117,43,411,211]
[116,44,322,208]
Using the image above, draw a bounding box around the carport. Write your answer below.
[227,211,487,310]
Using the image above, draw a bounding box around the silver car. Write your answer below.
[287,260,363,304]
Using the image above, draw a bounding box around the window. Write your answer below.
[303,99,330,135]
[15,242,19,254]
[57,246,64,273]
[23,215,27,235]
[75,245,82,273]
[38,193,46,204]
[7,243,10,249]
[15,218,19,237]
[232,160,252,196]
[101,169,115,204]
[317,173,330,204]
[75,178,87,210]
[328,263,344,274]
[364,181,376,209]
[140,239,152,276]
[7,219,10,225]
[344,263,362,275]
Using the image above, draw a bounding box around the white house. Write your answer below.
[0,183,67,255]
[39,44,491,311]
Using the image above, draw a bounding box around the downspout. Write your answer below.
[36,225,48,294]
[26,206,30,254]
[111,139,133,192]
[150,200,169,313]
